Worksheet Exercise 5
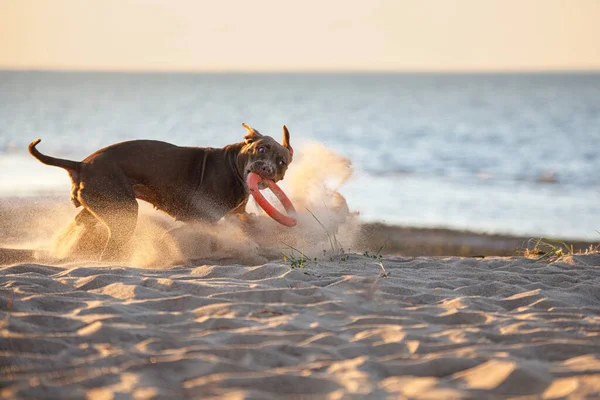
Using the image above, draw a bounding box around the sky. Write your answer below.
[1,0,599,72]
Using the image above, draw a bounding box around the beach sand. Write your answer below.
[2,252,600,398]
[2,199,600,398]
[2,196,599,263]
[2,145,600,398]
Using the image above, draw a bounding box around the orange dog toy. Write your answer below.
[247,172,297,227]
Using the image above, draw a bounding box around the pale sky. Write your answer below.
[1,0,599,72]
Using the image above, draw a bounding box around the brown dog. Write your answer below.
[28,123,293,260]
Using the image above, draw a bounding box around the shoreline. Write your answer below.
[1,196,599,260]
[359,222,600,257]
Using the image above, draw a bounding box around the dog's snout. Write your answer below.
[248,155,283,181]
[260,164,274,175]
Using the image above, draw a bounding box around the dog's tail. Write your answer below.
[28,139,81,172]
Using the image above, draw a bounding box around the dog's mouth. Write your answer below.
[245,169,270,189]
[256,181,267,190]
[247,163,278,186]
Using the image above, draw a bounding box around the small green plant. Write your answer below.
[279,204,348,267]
[363,244,385,260]
[329,247,348,262]
[283,253,310,268]
[524,237,573,261]
[282,243,311,269]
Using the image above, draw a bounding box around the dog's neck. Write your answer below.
[223,142,250,187]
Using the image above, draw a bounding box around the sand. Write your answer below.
[2,196,599,264]
[2,253,600,399]
[2,144,600,398]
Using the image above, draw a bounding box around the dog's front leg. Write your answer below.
[225,198,259,228]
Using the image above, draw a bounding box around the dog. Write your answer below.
[28,123,293,260]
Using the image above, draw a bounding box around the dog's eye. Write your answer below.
[257,146,266,154]
[278,160,286,167]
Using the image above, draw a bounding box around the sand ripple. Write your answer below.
[2,254,600,398]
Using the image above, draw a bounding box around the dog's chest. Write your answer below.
[175,155,248,221]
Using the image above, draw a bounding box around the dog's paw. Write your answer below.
[225,211,259,229]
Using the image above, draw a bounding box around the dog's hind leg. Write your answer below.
[53,208,100,259]
[77,174,139,261]
[70,208,108,258]
[83,199,138,261]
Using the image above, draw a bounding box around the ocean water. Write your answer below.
[1,71,599,240]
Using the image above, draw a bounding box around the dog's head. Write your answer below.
[240,123,293,184]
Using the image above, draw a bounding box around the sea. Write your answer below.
[1,71,599,240]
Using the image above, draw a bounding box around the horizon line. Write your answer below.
[2,66,600,75]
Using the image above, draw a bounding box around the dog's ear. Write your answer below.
[282,124,293,157]
[242,123,263,144]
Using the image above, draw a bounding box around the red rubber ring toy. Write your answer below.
[247,172,297,227]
